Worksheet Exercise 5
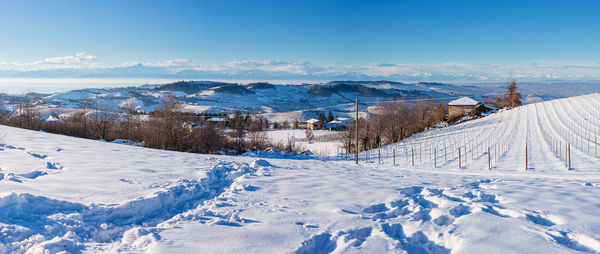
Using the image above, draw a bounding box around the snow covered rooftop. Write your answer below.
[208,117,226,122]
[306,118,320,123]
[448,96,480,106]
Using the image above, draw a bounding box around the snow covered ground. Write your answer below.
[1,94,600,253]
[261,129,342,156]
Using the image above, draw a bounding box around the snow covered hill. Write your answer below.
[1,94,600,253]
[11,80,599,124]
[20,80,483,122]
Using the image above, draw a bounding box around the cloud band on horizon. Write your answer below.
[1,52,600,81]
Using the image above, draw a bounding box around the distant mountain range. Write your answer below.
[0,63,526,81]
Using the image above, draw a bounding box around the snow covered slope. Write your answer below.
[1,94,600,253]
[23,80,479,122]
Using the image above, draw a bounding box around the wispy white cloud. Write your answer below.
[2,53,600,80]
[0,52,102,70]
[33,52,97,66]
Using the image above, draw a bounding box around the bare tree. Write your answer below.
[506,80,522,108]
[15,94,41,130]
[192,124,228,154]
[145,93,188,151]
[90,93,117,140]
[305,128,315,144]
[285,135,303,152]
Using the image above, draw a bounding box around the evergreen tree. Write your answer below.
[318,112,326,122]
[327,111,334,122]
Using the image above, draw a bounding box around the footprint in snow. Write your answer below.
[18,170,47,179]
[119,178,135,184]
[47,162,63,170]
[27,151,48,159]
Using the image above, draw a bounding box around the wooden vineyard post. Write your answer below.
[464,146,467,165]
[565,142,568,167]
[525,143,528,170]
[419,144,422,164]
[434,149,437,167]
[488,147,491,170]
[393,149,396,165]
[411,148,415,166]
[568,143,572,170]
[355,97,359,164]
[378,148,381,164]
[459,147,462,168]
[444,144,447,161]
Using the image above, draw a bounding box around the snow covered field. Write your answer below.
[261,129,342,156]
[1,94,600,253]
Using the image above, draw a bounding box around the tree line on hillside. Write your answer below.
[340,100,448,154]
[0,81,522,156]
[0,94,304,154]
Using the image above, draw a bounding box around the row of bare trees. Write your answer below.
[0,94,304,154]
[340,100,448,154]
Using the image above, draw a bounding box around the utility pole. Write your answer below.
[355,97,359,164]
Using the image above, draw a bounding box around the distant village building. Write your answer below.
[448,97,481,116]
[42,115,61,123]
[325,117,351,130]
[207,117,226,123]
[306,118,325,130]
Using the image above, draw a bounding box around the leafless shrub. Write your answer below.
[190,124,228,154]
[305,129,314,144]
[286,135,304,152]
[271,135,304,152]
[247,131,271,150]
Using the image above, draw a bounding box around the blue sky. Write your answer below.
[1,0,600,80]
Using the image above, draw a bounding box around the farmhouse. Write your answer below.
[306,118,325,130]
[448,97,481,116]
[325,117,351,130]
